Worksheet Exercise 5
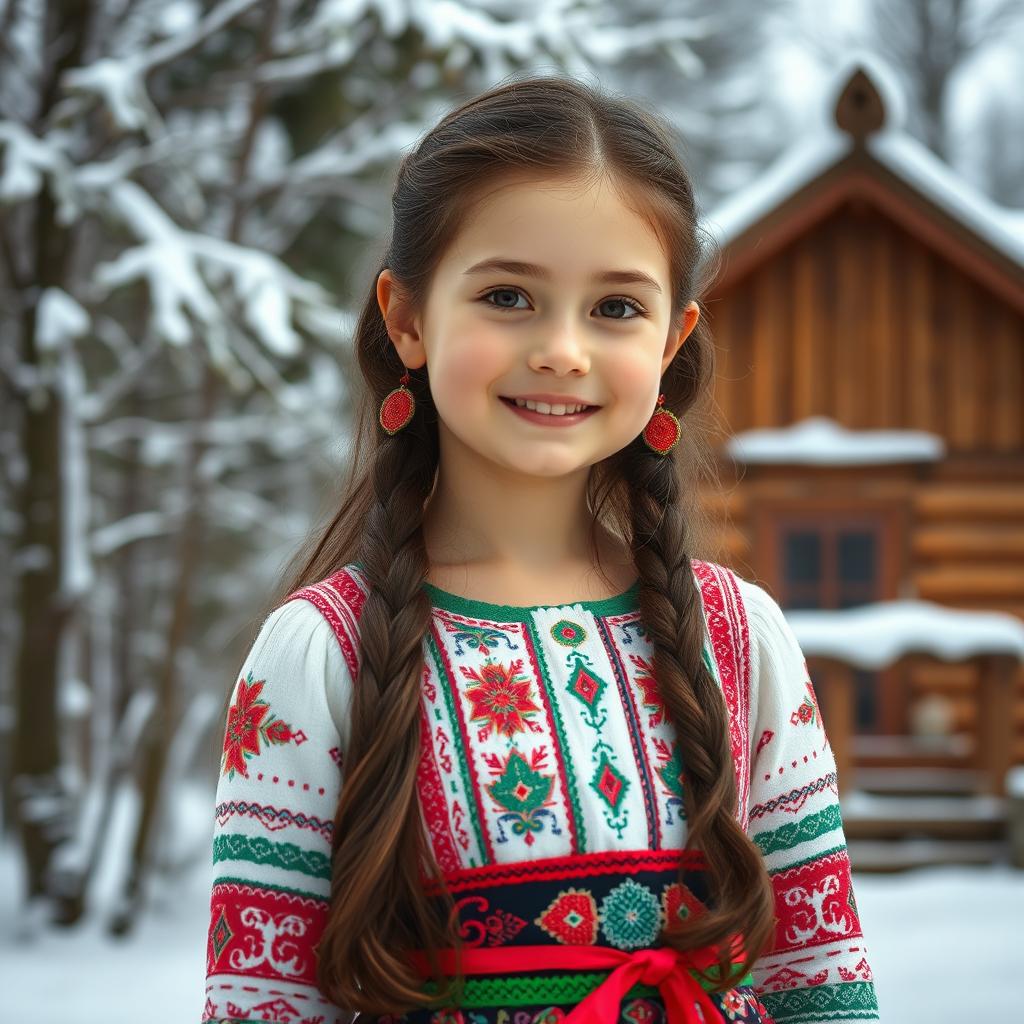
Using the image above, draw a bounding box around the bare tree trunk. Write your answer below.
[109,1,281,934]
[10,1,93,923]
[109,360,222,934]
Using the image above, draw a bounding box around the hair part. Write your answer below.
[275,70,775,1013]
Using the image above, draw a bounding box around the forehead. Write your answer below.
[438,172,670,286]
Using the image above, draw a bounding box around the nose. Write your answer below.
[528,323,590,375]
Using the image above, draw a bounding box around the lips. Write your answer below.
[500,396,600,426]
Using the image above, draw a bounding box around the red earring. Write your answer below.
[642,393,681,455]
[379,370,416,435]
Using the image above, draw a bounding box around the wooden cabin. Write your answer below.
[697,57,1024,868]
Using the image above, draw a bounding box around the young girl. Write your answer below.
[201,75,879,1024]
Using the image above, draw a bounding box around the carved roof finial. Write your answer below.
[835,66,886,141]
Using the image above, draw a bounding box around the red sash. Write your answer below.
[411,934,747,1024]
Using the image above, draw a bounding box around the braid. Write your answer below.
[316,414,459,1012]
[622,447,775,991]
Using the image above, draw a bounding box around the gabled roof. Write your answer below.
[699,50,1024,314]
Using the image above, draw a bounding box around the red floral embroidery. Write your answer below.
[535,887,599,944]
[632,658,666,727]
[462,659,543,740]
[790,680,822,728]
[221,671,295,779]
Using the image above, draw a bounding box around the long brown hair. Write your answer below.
[275,71,775,1014]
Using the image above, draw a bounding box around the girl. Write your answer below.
[202,74,879,1024]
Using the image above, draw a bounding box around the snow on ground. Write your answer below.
[1,781,1023,1023]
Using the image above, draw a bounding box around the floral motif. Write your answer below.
[566,661,608,712]
[631,657,666,727]
[720,989,747,1019]
[531,1010,566,1024]
[534,887,599,945]
[485,748,562,846]
[622,997,661,1024]
[221,671,294,780]
[551,618,586,648]
[599,878,661,950]
[661,881,705,931]
[654,742,685,801]
[463,659,543,740]
[590,752,630,812]
[790,680,822,728]
[430,1010,464,1024]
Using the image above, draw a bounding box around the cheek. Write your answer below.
[605,349,658,405]
[429,323,509,410]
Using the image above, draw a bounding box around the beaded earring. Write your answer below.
[378,370,416,435]
[642,393,681,455]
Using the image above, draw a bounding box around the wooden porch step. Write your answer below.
[840,791,1006,840]
[850,766,986,796]
[851,732,973,770]
[848,838,1010,873]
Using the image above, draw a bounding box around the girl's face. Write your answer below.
[378,172,699,481]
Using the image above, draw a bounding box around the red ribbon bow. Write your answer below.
[412,937,744,1024]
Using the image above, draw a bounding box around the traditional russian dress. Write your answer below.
[202,560,879,1024]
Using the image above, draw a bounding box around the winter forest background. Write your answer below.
[2,1,1023,1021]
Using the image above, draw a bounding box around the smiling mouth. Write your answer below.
[499,397,600,414]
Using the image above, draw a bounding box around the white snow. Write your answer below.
[785,600,1024,669]
[867,127,1024,265]
[724,416,946,465]
[35,289,90,351]
[701,49,1024,268]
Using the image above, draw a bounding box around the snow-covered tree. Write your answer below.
[0,0,785,934]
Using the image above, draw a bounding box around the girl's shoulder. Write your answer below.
[283,562,371,676]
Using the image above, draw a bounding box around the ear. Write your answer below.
[376,268,428,371]
[661,300,700,375]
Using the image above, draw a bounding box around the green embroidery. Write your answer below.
[212,834,330,880]
[526,618,587,851]
[211,875,327,903]
[421,581,642,621]
[591,751,631,813]
[760,981,879,1022]
[599,879,661,950]
[445,623,511,656]
[488,750,554,815]
[421,964,754,1008]
[753,803,843,857]
[566,660,609,715]
[210,908,233,959]
[427,637,488,860]
[551,618,587,648]
[655,743,685,801]
[770,843,848,875]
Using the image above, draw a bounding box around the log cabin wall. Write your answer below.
[702,198,1024,765]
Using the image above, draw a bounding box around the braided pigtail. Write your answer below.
[314,369,462,1012]
[620,437,776,991]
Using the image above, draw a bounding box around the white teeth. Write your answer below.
[513,398,588,415]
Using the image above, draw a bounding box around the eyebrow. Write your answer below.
[462,257,663,295]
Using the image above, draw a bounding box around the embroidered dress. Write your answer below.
[202,560,879,1024]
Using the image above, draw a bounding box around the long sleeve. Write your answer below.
[201,597,354,1024]
[736,578,880,1024]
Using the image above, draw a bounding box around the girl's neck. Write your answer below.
[423,521,636,609]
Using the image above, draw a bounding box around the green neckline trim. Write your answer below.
[350,559,641,620]
[420,577,641,620]
[421,964,754,1008]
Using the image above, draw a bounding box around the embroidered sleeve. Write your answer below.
[202,597,354,1024]
[737,578,880,1024]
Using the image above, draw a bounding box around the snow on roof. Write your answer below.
[699,49,1024,269]
[724,416,945,465]
[785,600,1024,670]
[866,129,1024,266]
